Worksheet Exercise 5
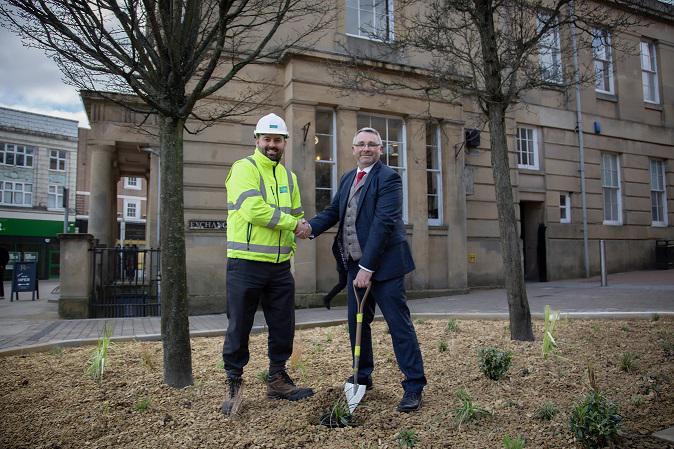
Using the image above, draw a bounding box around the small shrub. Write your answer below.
[503,434,526,449]
[87,322,113,382]
[621,325,631,332]
[630,395,644,407]
[453,388,490,429]
[569,367,622,449]
[478,347,512,380]
[133,397,150,412]
[542,305,560,359]
[320,397,353,428]
[397,429,419,448]
[438,341,448,352]
[534,402,558,421]
[446,319,460,332]
[619,352,637,373]
[256,369,269,383]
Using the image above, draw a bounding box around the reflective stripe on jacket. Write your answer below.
[225,148,303,263]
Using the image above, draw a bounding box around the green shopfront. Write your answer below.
[0,217,75,281]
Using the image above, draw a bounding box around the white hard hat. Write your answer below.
[254,113,289,137]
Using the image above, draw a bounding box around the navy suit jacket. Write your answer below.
[309,161,415,282]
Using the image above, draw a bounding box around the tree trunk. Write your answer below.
[488,106,535,341]
[159,115,194,388]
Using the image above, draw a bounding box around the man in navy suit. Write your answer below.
[302,127,427,412]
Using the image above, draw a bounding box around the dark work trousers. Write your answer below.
[222,258,295,379]
[346,259,427,393]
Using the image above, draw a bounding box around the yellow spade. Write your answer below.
[344,282,372,414]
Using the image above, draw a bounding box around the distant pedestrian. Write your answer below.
[0,246,8,299]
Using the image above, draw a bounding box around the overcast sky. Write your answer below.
[0,27,89,128]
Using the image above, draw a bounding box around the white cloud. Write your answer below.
[0,28,88,127]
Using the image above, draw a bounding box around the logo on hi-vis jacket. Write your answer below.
[279,186,288,193]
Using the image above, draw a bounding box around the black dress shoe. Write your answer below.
[397,390,422,412]
[346,376,373,390]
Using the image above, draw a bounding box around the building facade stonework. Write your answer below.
[78,1,673,314]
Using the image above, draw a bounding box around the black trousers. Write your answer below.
[222,258,295,378]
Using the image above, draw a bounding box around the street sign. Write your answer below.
[10,261,40,301]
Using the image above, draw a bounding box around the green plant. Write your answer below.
[139,347,156,370]
[569,366,622,449]
[630,395,644,407]
[414,318,426,325]
[453,388,490,429]
[256,369,269,383]
[216,360,225,370]
[619,352,637,373]
[48,346,64,357]
[621,325,631,332]
[397,429,419,448]
[446,319,460,332]
[133,397,150,412]
[542,305,560,359]
[534,402,558,421]
[86,322,113,382]
[438,341,448,352]
[503,434,526,449]
[325,332,333,343]
[320,397,353,428]
[651,313,660,322]
[478,347,512,380]
[659,338,674,358]
[591,324,600,333]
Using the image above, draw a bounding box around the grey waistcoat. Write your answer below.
[343,176,365,261]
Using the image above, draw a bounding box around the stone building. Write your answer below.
[77,1,673,314]
[0,107,78,280]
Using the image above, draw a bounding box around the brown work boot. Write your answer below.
[221,377,244,416]
[267,371,314,401]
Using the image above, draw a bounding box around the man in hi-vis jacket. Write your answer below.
[221,113,314,415]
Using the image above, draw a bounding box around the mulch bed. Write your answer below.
[1,318,673,448]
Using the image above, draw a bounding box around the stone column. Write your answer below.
[406,118,429,290]
[284,101,318,294]
[145,152,161,248]
[444,123,468,289]
[88,144,116,247]
[58,233,94,318]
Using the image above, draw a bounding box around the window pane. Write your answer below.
[316,189,332,213]
[48,194,56,209]
[428,194,439,219]
[315,163,332,189]
[16,154,24,166]
[427,172,438,195]
[315,111,332,135]
[371,116,386,134]
[359,7,374,35]
[388,119,403,141]
[50,158,57,170]
[6,153,14,165]
[315,135,332,161]
[385,143,398,167]
[357,115,370,130]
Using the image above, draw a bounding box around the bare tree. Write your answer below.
[1,0,332,387]
[334,0,651,340]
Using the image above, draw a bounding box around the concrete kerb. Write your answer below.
[1,311,671,357]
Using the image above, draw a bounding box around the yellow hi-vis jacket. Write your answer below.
[225,148,304,263]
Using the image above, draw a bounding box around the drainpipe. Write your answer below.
[569,0,590,278]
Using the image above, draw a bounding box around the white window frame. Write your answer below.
[0,181,33,206]
[640,41,660,104]
[1,143,35,168]
[314,110,338,213]
[345,0,395,41]
[593,28,615,95]
[48,185,65,210]
[537,12,563,84]
[650,159,668,227]
[560,193,571,224]
[601,152,622,225]
[124,176,142,190]
[123,198,141,221]
[49,149,67,172]
[356,113,408,222]
[426,123,443,225]
[516,127,539,170]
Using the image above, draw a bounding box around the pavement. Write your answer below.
[1,269,673,443]
[1,269,673,356]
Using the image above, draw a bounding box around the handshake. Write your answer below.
[294,218,312,239]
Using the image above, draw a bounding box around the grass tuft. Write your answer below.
[86,322,113,382]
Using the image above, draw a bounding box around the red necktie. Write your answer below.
[356,170,366,183]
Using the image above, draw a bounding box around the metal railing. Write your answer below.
[90,247,161,318]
